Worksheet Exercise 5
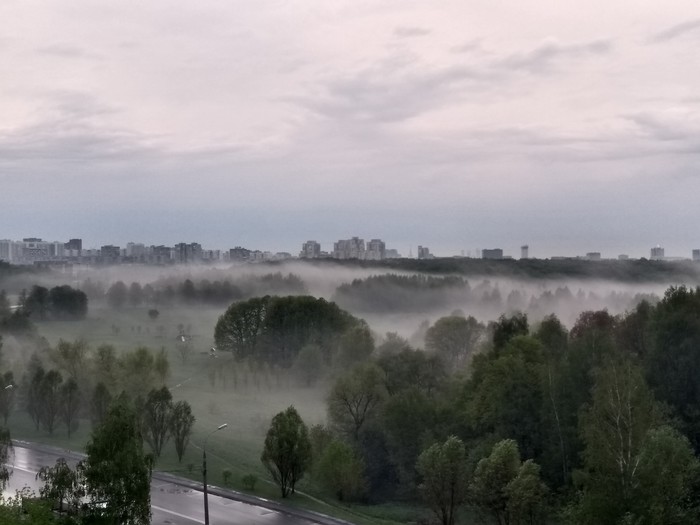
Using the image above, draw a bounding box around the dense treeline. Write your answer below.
[334,274,470,313]
[302,257,700,283]
[101,272,306,308]
[284,285,700,523]
[214,295,370,369]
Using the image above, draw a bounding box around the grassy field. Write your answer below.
[4,305,422,525]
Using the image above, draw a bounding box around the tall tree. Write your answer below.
[575,358,661,523]
[106,281,128,309]
[470,439,546,525]
[425,315,484,367]
[0,426,12,490]
[39,370,63,435]
[27,365,45,430]
[36,458,84,514]
[79,400,153,525]
[90,382,112,428]
[416,436,469,525]
[170,400,195,463]
[327,363,387,441]
[59,378,80,437]
[142,387,173,459]
[0,371,15,425]
[260,406,312,497]
[315,440,367,502]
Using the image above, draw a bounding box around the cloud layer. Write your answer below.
[1,1,699,258]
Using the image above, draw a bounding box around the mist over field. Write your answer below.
[3,258,700,522]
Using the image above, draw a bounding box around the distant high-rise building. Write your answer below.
[0,240,22,263]
[64,238,82,251]
[417,246,432,259]
[365,239,386,261]
[482,248,504,260]
[650,246,665,260]
[229,246,252,261]
[521,245,529,259]
[174,243,202,264]
[300,240,321,259]
[585,252,602,261]
[693,249,700,262]
[333,237,365,259]
[100,245,121,262]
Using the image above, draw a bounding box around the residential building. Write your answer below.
[417,246,432,259]
[482,248,504,260]
[521,245,529,259]
[333,237,365,259]
[300,240,321,259]
[650,246,665,260]
[365,239,386,261]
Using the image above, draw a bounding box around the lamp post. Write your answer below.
[203,423,227,525]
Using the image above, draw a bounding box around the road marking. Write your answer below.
[152,504,204,524]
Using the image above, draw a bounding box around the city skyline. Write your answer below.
[2,234,699,263]
[1,2,699,258]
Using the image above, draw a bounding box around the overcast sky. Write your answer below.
[1,1,699,258]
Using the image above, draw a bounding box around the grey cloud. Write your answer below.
[625,113,692,141]
[298,38,612,123]
[650,19,700,42]
[496,38,612,74]
[450,39,483,54]
[393,26,431,38]
[36,43,102,60]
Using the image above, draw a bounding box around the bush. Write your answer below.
[222,469,232,485]
[242,474,257,491]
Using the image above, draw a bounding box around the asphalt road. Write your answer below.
[3,443,336,525]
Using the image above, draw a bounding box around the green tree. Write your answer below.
[128,282,144,307]
[470,439,521,525]
[36,457,84,514]
[575,358,661,523]
[90,382,112,428]
[315,440,367,502]
[634,425,700,524]
[337,323,375,367]
[106,281,128,309]
[142,387,173,459]
[505,460,548,525]
[294,344,323,387]
[170,400,195,463]
[492,312,529,352]
[0,426,12,490]
[377,348,446,396]
[39,370,63,435]
[154,348,170,386]
[25,285,50,320]
[47,285,88,320]
[0,371,15,425]
[79,400,153,524]
[646,286,700,450]
[260,406,312,497]
[416,436,468,525]
[327,363,388,441]
[425,315,484,367]
[27,365,45,430]
[59,378,80,437]
[214,296,270,360]
[465,336,545,460]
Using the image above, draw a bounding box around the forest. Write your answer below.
[0,259,699,524]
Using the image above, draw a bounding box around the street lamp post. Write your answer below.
[203,423,227,525]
